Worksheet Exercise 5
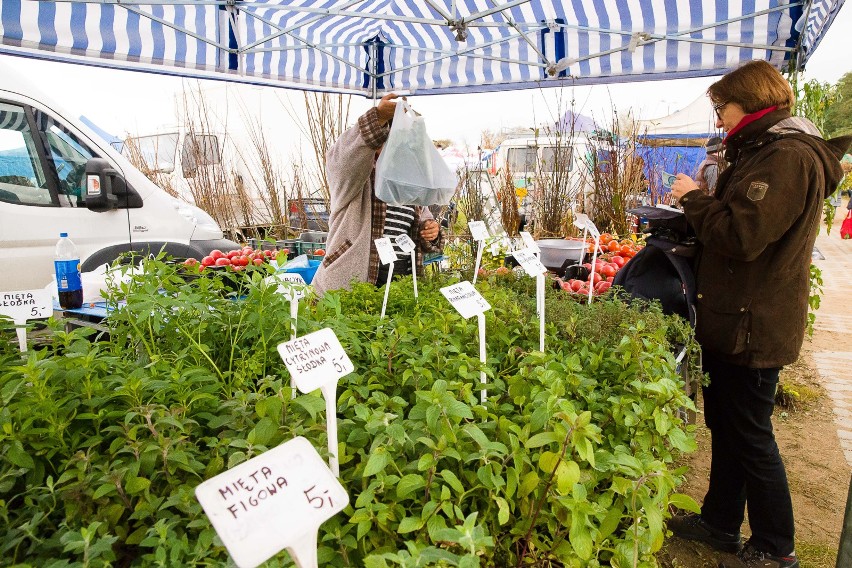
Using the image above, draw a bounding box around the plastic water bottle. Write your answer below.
[55,232,83,309]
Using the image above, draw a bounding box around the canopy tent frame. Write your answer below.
[1,0,844,97]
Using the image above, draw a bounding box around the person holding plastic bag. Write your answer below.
[311,93,447,296]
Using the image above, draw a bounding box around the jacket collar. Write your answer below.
[723,109,791,162]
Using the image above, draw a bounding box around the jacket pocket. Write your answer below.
[695,291,752,356]
[322,238,352,268]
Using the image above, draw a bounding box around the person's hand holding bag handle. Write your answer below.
[374,96,457,206]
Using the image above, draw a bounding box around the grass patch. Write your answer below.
[796,541,837,568]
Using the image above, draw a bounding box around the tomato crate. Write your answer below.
[295,240,326,256]
[275,239,299,260]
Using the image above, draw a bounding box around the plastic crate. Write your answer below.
[276,239,299,260]
[295,240,326,256]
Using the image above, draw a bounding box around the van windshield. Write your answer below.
[507,147,537,173]
[124,133,179,173]
[540,146,573,172]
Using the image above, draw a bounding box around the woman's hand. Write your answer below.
[670,173,700,202]
[420,219,440,242]
[376,93,400,125]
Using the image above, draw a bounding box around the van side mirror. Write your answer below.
[85,158,125,212]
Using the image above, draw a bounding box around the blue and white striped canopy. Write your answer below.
[0,0,845,97]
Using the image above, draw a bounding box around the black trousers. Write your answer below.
[700,352,795,556]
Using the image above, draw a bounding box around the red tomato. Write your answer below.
[253,258,264,266]
[314,249,326,256]
[183,258,199,267]
[600,233,613,244]
[209,249,225,260]
[570,279,584,292]
[241,246,254,254]
[611,255,626,268]
[281,248,290,254]
[263,249,273,257]
[587,272,602,285]
[560,281,571,291]
[201,256,216,267]
[227,250,241,260]
[596,281,612,293]
[231,256,249,267]
[608,240,621,252]
[606,276,614,283]
[215,257,232,266]
[601,265,617,278]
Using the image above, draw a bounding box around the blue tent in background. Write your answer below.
[633,95,719,187]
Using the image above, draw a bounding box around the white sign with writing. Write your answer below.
[440,281,491,319]
[489,239,501,257]
[394,233,416,254]
[512,249,547,277]
[195,437,349,568]
[0,289,52,321]
[468,220,489,241]
[519,231,540,253]
[374,237,398,265]
[275,272,307,286]
[278,328,353,394]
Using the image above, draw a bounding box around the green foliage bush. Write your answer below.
[1,260,698,567]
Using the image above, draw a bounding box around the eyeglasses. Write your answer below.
[712,101,728,119]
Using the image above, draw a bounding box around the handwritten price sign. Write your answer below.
[277,328,353,394]
[195,437,349,568]
[440,281,491,319]
[0,289,52,322]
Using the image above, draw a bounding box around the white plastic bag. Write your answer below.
[374,100,458,206]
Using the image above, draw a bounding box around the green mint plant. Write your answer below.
[1,257,698,567]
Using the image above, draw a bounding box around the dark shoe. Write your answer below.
[719,541,799,568]
[667,513,742,553]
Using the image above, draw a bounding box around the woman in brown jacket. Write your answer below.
[667,61,851,568]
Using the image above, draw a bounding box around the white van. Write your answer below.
[0,67,238,292]
[489,135,593,221]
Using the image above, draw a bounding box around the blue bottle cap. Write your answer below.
[60,232,68,237]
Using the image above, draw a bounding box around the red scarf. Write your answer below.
[723,105,779,142]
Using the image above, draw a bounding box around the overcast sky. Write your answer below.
[1,4,849,155]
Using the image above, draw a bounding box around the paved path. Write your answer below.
[811,204,852,467]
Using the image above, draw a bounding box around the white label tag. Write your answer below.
[468,221,489,241]
[0,289,53,321]
[440,281,491,319]
[573,213,600,240]
[512,249,547,277]
[275,272,307,285]
[395,234,416,254]
[265,274,308,301]
[195,437,349,568]
[277,328,354,394]
[488,239,500,256]
[374,237,398,265]
[519,231,540,253]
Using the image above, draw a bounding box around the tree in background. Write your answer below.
[823,72,852,138]
[479,128,508,149]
